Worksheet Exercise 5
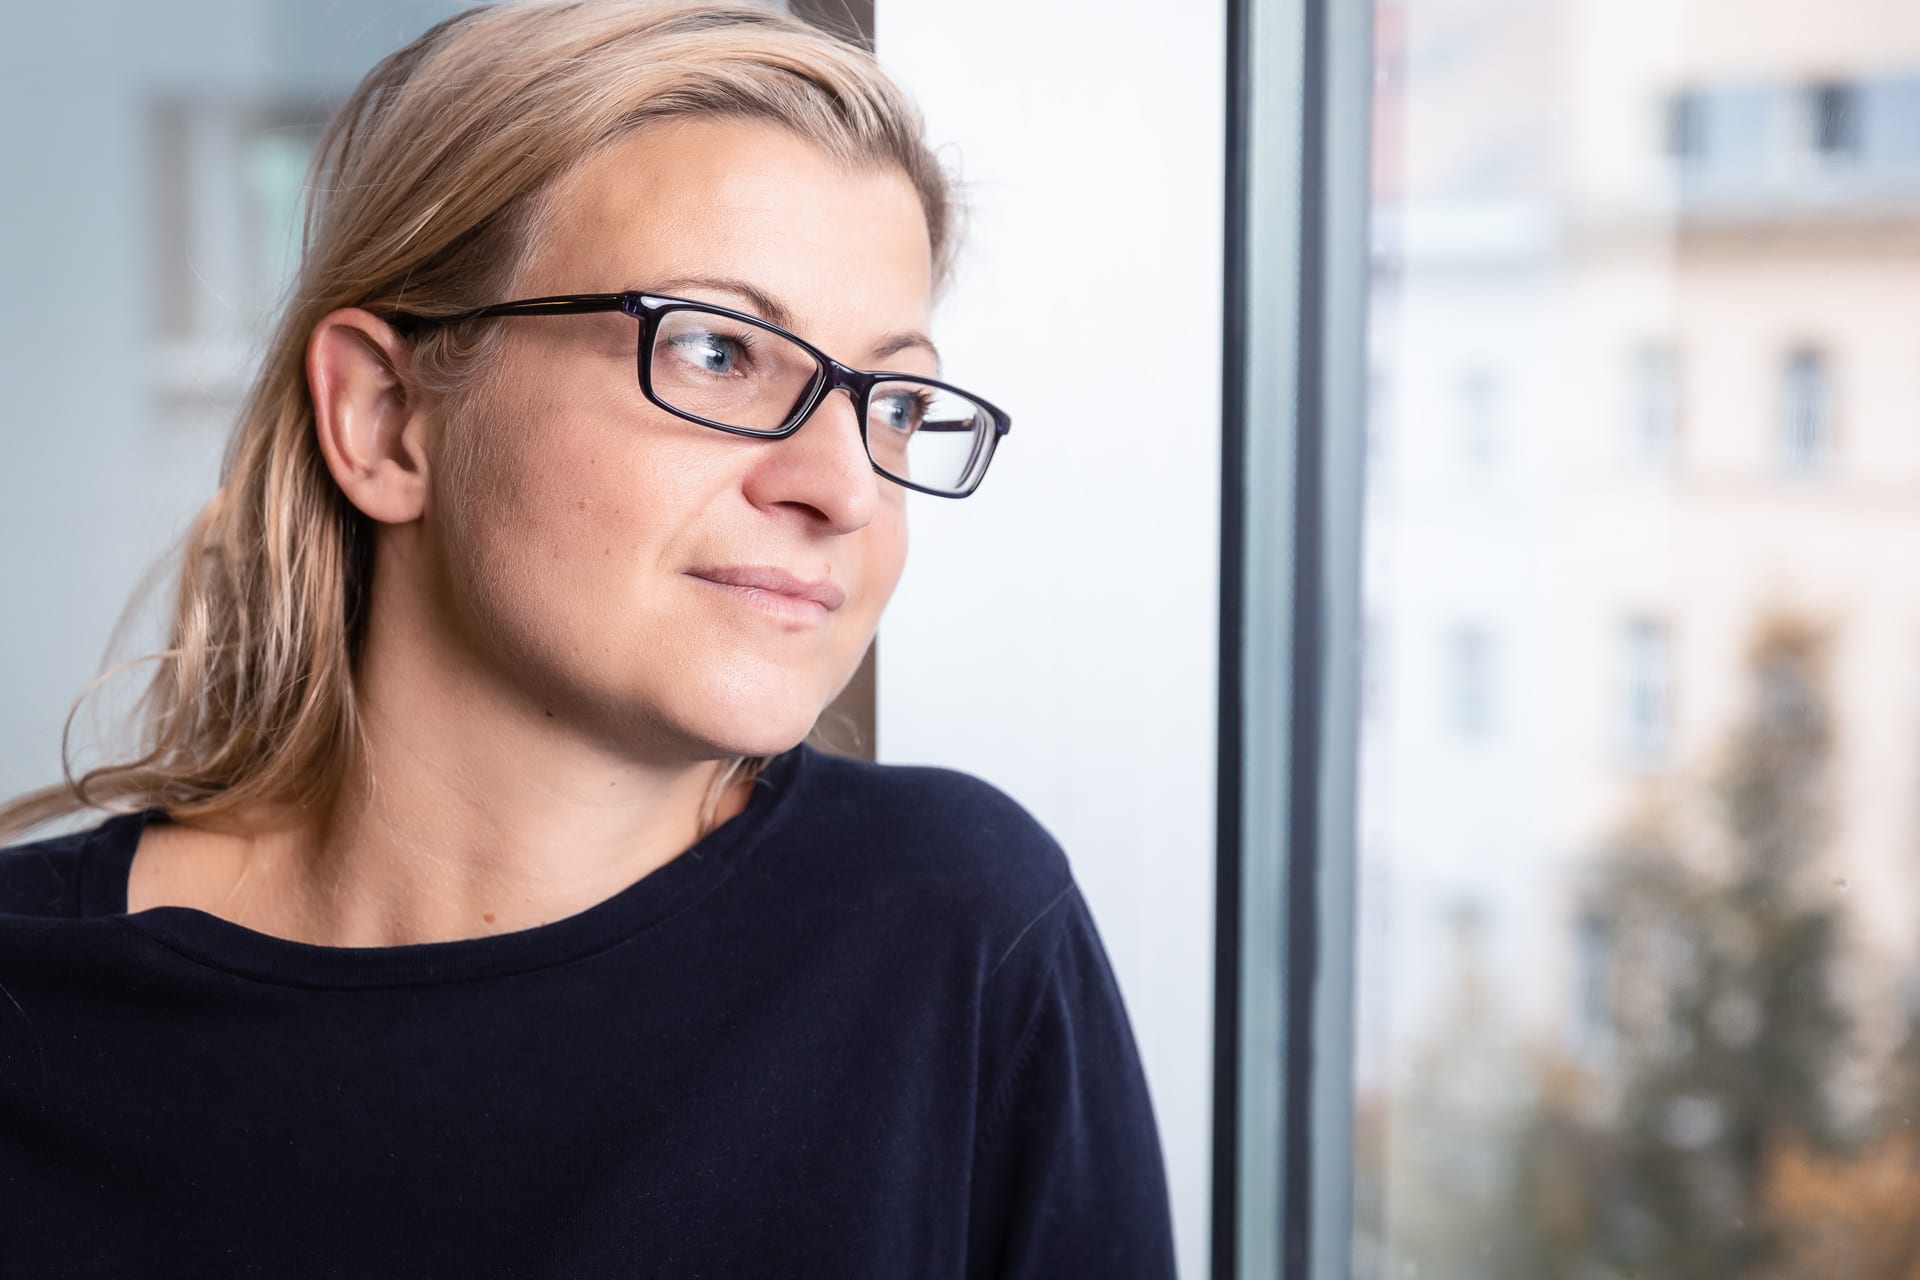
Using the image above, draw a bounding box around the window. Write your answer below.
[1663,89,1703,163]
[1860,75,1920,174]
[1621,616,1673,763]
[1808,81,1859,160]
[1659,83,1779,181]
[1629,342,1679,467]
[1315,4,1920,1277]
[1572,911,1616,1057]
[1456,367,1500,476]
[1780,347,1833,474]
[1758,640,1823,736]
[150,97,327,421]
[1447,625,1497,740]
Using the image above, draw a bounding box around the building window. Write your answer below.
[1457,367,1500,476]
[1659,83,1772,179]
[1779,347,1833,475]
[1447,625,1497,741]
[1573,911,1616,1056]
[1808,81,1860,160]
[1758,644,1822,736]
[1621,616,1673,763]
[1629,343,1679,468]
[1860,75,1920,175]
[1663,89,1703,164]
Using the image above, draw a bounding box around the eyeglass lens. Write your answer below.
[648,307,994,495]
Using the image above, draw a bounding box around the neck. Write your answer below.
[142,598,755,950]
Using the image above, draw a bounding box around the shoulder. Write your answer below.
[0,814,116,919]
[785,744,1077,947]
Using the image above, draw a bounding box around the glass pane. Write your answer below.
[649,308,822,432]
[867,379,991,493]
[1353,0,1920,1275]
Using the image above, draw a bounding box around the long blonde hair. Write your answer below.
[0,0,961,845]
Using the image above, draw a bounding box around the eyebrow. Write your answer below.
[646,274,943,375]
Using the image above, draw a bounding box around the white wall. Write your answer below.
[871,5,1224,1276]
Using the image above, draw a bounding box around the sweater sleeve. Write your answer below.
[965,881,1179,1280]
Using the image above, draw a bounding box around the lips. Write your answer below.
[686,565,847,612]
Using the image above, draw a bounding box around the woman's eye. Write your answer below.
[668,329,750,375]
[874,391,931,434]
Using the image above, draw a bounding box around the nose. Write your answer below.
[739,382,880,532]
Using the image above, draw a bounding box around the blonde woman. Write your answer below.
[0,1,1175,1275]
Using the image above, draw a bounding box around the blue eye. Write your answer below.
[873,389,933,434]
[668,328,757,376]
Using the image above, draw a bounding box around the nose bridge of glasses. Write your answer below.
[794,357,873,426]
[821,358,872,401]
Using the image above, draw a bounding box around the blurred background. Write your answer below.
[0,0,452,785]
[6,0,1918,1276]
[1355,0,1920,1275]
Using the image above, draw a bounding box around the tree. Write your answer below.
[1523,615,1855,1276]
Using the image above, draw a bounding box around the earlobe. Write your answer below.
[308,308,432,525]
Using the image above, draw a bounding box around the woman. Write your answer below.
[0,1,1176,1275]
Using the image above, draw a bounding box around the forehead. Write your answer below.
[523,117,934,339]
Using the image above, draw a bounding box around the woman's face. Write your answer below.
[430,117,931,759]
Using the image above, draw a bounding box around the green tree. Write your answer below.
[1569,616,1852,1276]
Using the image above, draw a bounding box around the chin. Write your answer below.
[649,641,863,758]
[694,723,814,762]
[676,686,825,759]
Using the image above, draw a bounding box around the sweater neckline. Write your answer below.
[82,743,808,989]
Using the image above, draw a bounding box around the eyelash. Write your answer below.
[880,389,935,423]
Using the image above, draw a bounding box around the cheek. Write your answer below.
[433,373,912,745]
[439,394,702,660]
[861,498,909,619]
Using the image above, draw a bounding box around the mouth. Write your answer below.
[685,565,844,623]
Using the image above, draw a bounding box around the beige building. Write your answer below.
[1358,0,1920,1267]
[1557,0,1920,1063]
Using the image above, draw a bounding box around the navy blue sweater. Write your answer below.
[0,741,1176,1278]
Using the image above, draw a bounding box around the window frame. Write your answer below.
[1216,0,1372,1273]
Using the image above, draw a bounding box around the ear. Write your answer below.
[307,308,432,524]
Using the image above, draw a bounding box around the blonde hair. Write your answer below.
[0,0,962,845]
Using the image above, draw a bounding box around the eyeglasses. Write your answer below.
[385,290,1010,499]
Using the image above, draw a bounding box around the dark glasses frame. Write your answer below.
[384,290,1011,499]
